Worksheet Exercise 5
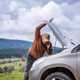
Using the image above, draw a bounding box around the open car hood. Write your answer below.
[47,19,77,48]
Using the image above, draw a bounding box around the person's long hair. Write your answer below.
[32,37,43,55]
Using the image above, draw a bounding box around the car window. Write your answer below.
[71,44,80,53]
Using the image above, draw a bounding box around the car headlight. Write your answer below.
[31,57,46,71]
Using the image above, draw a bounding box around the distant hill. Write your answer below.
[0,38,32,58]
[0,38,32,49]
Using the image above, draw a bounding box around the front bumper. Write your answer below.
[29,57,47,80]
[29,69,41,80]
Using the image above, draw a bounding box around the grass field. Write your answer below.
[0,59,25,80]
[0,72,24,80]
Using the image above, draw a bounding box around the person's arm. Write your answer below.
[28,48,31,53]
[35,22,47,40]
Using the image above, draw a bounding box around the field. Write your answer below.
[0,58,25,80]
[0,72,23,80]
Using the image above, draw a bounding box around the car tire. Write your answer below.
[45,72,72,80]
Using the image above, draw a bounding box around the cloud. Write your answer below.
[73,15,80,24]
[0,0,80,44]
[0,1,63,40]
[61,1,80,19]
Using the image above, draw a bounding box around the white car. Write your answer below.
[29,20,79,80]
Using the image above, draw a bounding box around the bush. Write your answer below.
[0,66,15,73]
[0,67,4,73]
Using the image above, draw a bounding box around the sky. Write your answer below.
[0,0,80,44]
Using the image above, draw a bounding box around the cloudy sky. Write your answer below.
[0,0,80,44]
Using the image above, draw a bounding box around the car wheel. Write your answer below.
[45,72,72,80]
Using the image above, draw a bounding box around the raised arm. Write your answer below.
[35,22,47,40]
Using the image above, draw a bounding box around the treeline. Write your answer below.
[0,48,28,58]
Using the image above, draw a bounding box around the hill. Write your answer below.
[0,38,32,49]
[0,38,32,58]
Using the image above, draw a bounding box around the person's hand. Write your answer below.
[39,20,48,26]
[45,41,51,49]
[47,43,51,49]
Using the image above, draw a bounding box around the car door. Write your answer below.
[76,46,80,79]
[77,51,80,79]
[71,45,80,79]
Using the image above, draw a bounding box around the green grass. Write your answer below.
[0,72,24,80]
[0,61,25,80]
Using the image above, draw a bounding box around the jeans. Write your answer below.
[24,54,36,80]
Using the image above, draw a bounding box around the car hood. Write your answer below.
[41,48,72,60]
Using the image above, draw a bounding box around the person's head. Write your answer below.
[42,33,50,45]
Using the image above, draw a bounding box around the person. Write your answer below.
[24,21,53,80]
